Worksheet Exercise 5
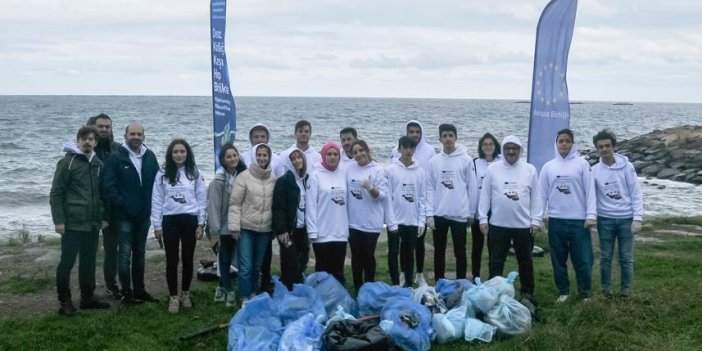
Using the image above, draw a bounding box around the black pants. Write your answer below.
[312,241,347,286]
[416,226,426,273]
[470,219,486,280]
[487,225,534,295]
[388,225,418,287]
[433,216,468,281]
[279,227,309,290]
[162,214,197,297]
[56,228,99,302]
[260,236,274,292]
[348,229,380,291]
[101,225,119,290]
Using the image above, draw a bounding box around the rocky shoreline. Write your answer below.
[584,125,702,185]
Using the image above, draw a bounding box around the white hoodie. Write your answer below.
[305,166,349,243]
[281,148,309,228]
[283,143,322,176]
[478,136,542,228]
[151,167,207,230]
[389,120,437,171]
[592,153,643,220]
[386,158,427,227]
[346,160,388,233]
[539,142,597,220]
[426,144,478,221]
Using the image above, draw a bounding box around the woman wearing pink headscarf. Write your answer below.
[305,142,349,284]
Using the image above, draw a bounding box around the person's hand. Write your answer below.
[154,229,163,241]
[230,230,240,240]
[361,175,373,191]
[55,224,65,235]
[195,225,204,240]
[479,223,489,235]
[584,219,596,229]
[101,221,109,230]
[417,226,424,237]
[426,216,435,229]
[277,232,291,247]
[530,224,541,235]
[631,220,642,234]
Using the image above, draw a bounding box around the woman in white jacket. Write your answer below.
[151,139,207,313]
[306,142,349,285]
[471,132,501,281]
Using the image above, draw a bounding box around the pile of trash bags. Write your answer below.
[228,271,533,350]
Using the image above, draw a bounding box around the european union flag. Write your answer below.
[527,0,578,172]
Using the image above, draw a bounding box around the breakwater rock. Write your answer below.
[584,125,702,185]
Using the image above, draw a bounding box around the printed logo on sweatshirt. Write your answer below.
[170,194,187,204]
[604,181,622,200]
[502,182,520,201]
[554,176,572,194]
[440,170,455,189]
[350,189,363,200]
[330,186,346,206]
[401,183,416,203]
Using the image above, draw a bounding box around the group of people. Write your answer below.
[50,114,643,317]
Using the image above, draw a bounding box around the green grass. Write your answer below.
[0,274,54,294]
[1,219,702,350]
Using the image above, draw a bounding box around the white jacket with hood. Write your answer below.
[539,141,597,220]
[592,153,643,220]
[241,123,285,178]
[426,144,478,221]
[386,158,427,227]
[478,136,542,228]
[346,160,388,233]
[390,120,436,171]
[228,144,277,233]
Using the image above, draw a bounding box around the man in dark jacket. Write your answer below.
[87,113,122,300]
[102,122,159,305]
[50,126,111,316]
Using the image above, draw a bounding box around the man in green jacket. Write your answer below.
[50,126,111,316]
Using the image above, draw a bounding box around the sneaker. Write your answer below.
[121,291,143,307]
[80,298,111,309]
[556,295,569,303]
[58,300,78,316]
[225,292,236,307]
[415,273,428,287]
[168,296,180,314]
[399,273,406,287]
[134,291,159,303]
[106,286,123,300]
[214,287,226,303]
[603,292,614,300]
[180,291,192,308]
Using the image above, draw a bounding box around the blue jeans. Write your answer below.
[548,218,593,297]
[238,229,270,299]
[117,219,150,294]
[597,217,634,295]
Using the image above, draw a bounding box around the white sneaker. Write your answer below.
[180,291,192,308]
[214,287,226,303]
[225,292,236,307]
[399,273,406,287]
[415,273,428,287]
[556,295,569,303]
[168,296,180,314]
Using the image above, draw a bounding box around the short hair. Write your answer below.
[86,113,111,126]
[295,120,312,133]
[339,127,357,138]
[249,125,269,138]
[407,122,421,131]
[556,128,574,142]
[478,133,501,159]
[76,126,98,140]
[439,123,457,138]
[398,136,417,149]
[593,129,617,147]
[124,123,144,134]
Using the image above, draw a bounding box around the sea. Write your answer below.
[1,95,701,241]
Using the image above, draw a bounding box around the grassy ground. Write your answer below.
[1,217,701,350]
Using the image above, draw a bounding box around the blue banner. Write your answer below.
[527,0,578,172]
[210,0,236,170]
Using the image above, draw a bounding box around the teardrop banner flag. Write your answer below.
[527,0,578,172]
[210,0,237,170]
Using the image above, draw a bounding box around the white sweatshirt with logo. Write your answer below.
[305,167,349,243]
[592,153,643,220]
[151,167,207,230]
[539,143,597,220]
[386,159,427,227]
[346,161,388,233]
[426,144,478,222]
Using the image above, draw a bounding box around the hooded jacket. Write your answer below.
[592,153,643,220]
[283,143,322,176]
[241,123,285,178]
[102,144,159,221]
[272,148,309,235]
[426,144,478,221]
[151,166,207,231]
[389,120,437,171]
[305,162,349,243]
[50,142,104,231]
[346,160,388,233]
[228,144,277,233]
[206,169,238,236]
[539,141,597,220]
[386,158,427,227]
[478,136,542,228]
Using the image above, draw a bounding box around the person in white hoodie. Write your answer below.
[539,128,597,303]
[390,120,436,285]
[386,136,426,288]
[282,120,322,174]
[339,127,358,171]
[592,129,643,299]
[478,135,542,300]
[306,142,349,285]
[346,140,388,291]
[151,139,207,313]
[426,123,478,282]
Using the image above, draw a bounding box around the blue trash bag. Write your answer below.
[435,278,474,302]
[278,313,325,351]
[326,305,356,325]
[464,317,497,343]
[379,297,432,351]
[465,277,499,315]
[357,281,412,317]
[431,304,468,344]
[228,293,283,351]
[485,295,532,335]
[412,285,447,314]
[278,283,328,325]
[482,271,518,298]
[304,272,357,317]
[272,276,289,302]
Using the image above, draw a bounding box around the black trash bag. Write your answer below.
[322,319,390,351]
[197,260,218,282]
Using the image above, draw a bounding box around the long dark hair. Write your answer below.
[478,133,501,159]
[163,139,198,186]
[219,143,247,174]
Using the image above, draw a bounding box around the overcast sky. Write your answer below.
[1,0,700,102]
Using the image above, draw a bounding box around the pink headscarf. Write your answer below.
[320,142,341,171]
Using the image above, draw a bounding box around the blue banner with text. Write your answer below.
[210,0,236,170]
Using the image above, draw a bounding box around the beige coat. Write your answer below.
[228,159,276,233]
